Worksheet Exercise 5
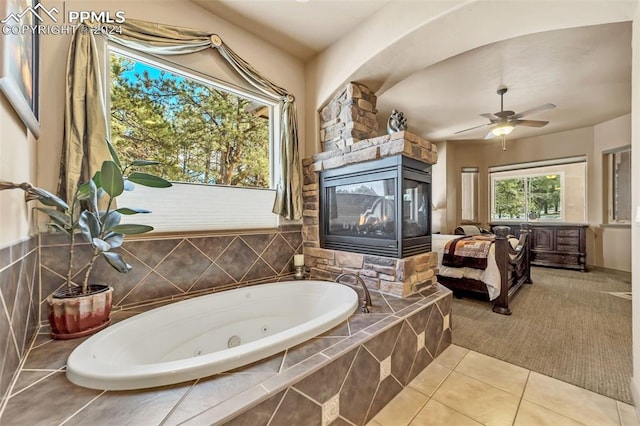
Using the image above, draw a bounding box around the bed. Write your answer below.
[432,224,532,315]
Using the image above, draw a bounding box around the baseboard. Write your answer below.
[588,265,632,275]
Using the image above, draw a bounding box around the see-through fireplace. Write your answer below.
[320,155,431,258]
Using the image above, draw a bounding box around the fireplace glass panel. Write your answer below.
[403,179,429,238]
[327,178,396,239]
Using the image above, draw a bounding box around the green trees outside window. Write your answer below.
[109,51,271,188]
[492,174,562,221]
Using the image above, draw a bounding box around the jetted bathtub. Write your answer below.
[66,280,358,390]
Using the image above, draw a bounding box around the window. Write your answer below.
[106,46,281,232]
[605,146,631,223]
[461,167,478,223]
[109,48,274,188]
[489,157,587,223]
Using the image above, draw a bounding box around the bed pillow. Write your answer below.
[454,225,482,236]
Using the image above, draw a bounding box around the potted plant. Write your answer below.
[0,140,171,339]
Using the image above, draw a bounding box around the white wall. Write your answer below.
[0,95,37,248]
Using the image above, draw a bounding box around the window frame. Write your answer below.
[604,145,632,224]
[490,171,566,222]
[488,156,587,224]
[105,44,281,189]
[460,166,479,223]
[96,41,285,233]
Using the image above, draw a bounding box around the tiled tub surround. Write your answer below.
[0,237,39,408]
[38,226,304,320]
[0,283,452,425]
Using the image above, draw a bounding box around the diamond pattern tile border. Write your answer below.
[221,287,453,425]
[37,228,303,312]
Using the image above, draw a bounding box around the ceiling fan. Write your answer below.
[454,87,556,142]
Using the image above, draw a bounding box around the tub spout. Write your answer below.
[335,273,372,313]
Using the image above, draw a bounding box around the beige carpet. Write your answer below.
[451,266,633,404]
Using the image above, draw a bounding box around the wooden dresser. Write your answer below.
[490,222,588,271]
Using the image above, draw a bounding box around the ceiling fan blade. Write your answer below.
[512,119,549,127]
[454,122,491,134]
[494,110,515,119]
[479,113,498,121]
[511,103,556,119]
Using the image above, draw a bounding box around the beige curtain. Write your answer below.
[86,19,303,219]
[58,28,110,204]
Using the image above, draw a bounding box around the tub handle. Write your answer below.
[335,273,372,314]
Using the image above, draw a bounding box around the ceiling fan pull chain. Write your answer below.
[501,135,507,151]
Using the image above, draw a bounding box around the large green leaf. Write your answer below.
[93,171,102,188]
[28,188,69,211]
[77,179,98,212]
[104,233,124,248]
[49,223,71,236]
[102,211,122,231]
[110,224,154,235]
[116,207,151,215]
[92,238,111,252]
[127,173,172,188]
[105,138,122,170]
[130,160,160,167]
[78,211,101,242]
[35,207,71,228]
[100,160,124,197]
[102,252,132,273]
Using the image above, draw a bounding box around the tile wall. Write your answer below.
[39,226,303,317]
[0,226,302,409]
[0,237,39,407]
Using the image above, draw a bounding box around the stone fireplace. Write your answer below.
[302,82,440,298]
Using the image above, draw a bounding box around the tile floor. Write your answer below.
[368,345,639,426]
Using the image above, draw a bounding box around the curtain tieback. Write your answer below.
[210,34,222,47]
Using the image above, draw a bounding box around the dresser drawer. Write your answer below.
[556,236,579,252]
[557,229,580,238]
[532,251,581,267]
[557,244,580,253]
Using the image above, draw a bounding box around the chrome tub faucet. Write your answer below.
[334,273,372,313]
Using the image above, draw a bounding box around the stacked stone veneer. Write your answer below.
[320,82,379,152]
[303,128,440,297]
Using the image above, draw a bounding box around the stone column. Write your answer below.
[319,82,379,152]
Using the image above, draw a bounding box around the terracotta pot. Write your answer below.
[47,285,113,340]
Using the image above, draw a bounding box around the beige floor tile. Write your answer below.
[523,372,619,426]
[432,344,468,370]
[366,420,383,426]
[455,350,529,397]
[514,400,587,426]
[409,362,452,397]
[409,399,482,426]
[372,387,429,426]
[618,402,640,426]
[432,371,520,426]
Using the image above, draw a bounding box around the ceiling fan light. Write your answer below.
[491,123,515,136]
